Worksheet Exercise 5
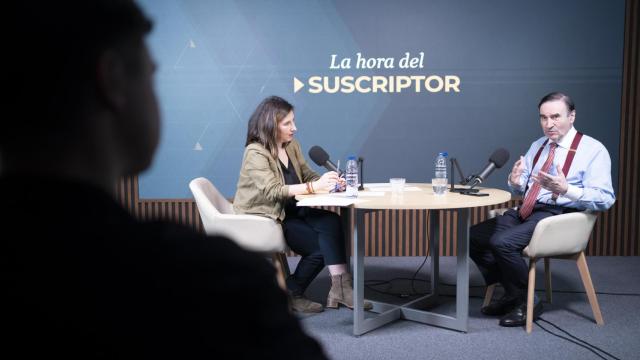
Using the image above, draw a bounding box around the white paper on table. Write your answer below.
[400,186,423,192]
[357,191,385,197]
[296,196,363,207]
[364,183,389,188]
[368,186,423,192]
[317,191,384,197]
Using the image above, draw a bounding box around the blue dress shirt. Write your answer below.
[508,127,615,211]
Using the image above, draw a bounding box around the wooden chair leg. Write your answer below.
[279,251,291,276]
[272,252,290,292]
[544,258,552,303]
[526,258,537,334]
[483,283,497,307]
[576,251,604,325]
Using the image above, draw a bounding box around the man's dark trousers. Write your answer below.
[470,204,568,297]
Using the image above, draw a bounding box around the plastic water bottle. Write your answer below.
[434,152,448,195]
[345,155,359,197]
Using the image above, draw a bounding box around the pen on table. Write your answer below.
[335,160,341,192]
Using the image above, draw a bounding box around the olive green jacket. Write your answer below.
[233,139,320,221]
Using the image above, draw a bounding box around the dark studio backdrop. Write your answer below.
[137,0,623,199]
[119,0,639,256]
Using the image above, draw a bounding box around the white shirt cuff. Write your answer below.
[564,184,583,201]
[507,177,525,193]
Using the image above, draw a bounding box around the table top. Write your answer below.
[297,183,511,210]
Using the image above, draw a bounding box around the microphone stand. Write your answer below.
[358,157,364,190]
[449,158,480,195]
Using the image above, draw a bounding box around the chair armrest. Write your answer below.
[203,214,286,253]
[523,211,597,258]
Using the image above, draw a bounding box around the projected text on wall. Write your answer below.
[293,52,461,94]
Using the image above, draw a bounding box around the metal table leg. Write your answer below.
[352,208,470,335]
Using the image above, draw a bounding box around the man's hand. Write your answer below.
[509,156,525,187]
[532,164,568,195]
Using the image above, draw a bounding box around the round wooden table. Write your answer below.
[298,183,511,334]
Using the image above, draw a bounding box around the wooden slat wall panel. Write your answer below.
[115,190,626,256]
[116,0,639,256]
[614,0,640,257]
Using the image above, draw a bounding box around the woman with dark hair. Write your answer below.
[234,96,367,313]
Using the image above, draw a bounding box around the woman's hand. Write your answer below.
[313,171,339,193]
[337,176,346,192]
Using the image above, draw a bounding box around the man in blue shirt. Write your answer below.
[470,92,615,327]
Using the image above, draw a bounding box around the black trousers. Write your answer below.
[282,207,346,296]
[469,204,574,298]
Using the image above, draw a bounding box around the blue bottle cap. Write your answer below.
[438,152,448,157]
[347,155,357,160]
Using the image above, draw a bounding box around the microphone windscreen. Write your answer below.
[489,148,510,168]
[309,145,329,166]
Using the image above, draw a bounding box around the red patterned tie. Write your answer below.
[519,143,557,220]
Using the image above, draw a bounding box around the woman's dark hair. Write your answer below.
[538,92,575,113]
[245,96,294,159]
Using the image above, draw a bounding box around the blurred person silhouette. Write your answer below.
[0,1,326,358]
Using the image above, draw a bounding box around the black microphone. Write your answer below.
[468,148,510,188]
[309,145,341,175]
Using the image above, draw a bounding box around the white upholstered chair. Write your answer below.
[483,208,603,333]
[189,177,289,290]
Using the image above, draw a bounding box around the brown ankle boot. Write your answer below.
[290,295,323,313]
[327,273,372,310]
